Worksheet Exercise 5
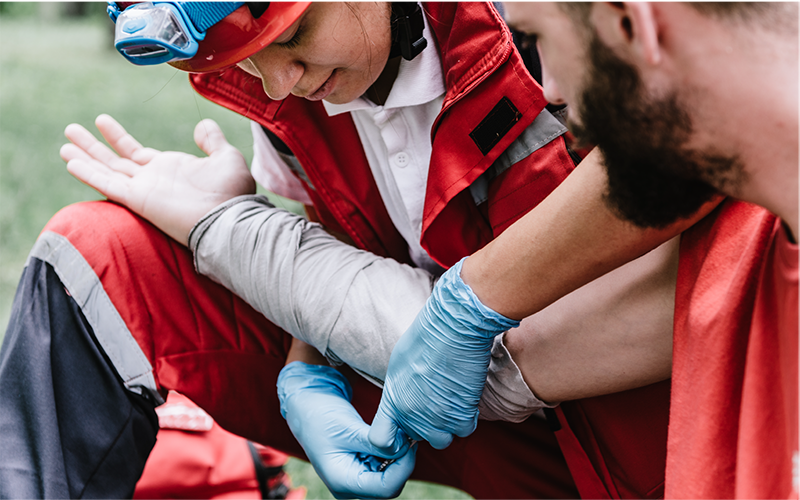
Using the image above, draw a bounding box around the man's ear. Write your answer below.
[591,2,662,66]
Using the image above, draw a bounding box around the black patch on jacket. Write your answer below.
[469,97,522,156]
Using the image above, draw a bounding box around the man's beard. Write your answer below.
[569,34,744,228]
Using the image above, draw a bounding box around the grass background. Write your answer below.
[0,4,471,498]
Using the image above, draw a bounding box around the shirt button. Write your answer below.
[393,152,410,168]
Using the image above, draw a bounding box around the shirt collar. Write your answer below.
[323,8,445,117]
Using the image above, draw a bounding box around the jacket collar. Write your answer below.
[423,2,514,112]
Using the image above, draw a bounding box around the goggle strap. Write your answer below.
[180,2,246,32]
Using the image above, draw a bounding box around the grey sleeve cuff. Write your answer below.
[479,332,556,422]
[188,195,273,263]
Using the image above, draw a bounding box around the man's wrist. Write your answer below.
[435,258,520,340]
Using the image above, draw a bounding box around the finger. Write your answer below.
[368,403,403,451]
[66,158,131,205]
[130,147,160,164]
[95,114,142,157]
[95,114,160,164]
[64,123,120,165]
[193,119,230,156]
[420,427,453,450]
[65,123,143,177]
[61,142,139,177]
[353,423,410,461]
[60,142,93,164]
[453,412,480,439]
[64,122,140,177]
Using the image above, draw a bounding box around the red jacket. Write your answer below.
[190,3,669,497]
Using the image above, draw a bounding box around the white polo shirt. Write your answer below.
[250,13,445,274]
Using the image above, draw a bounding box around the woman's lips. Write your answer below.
[304,70,337,102]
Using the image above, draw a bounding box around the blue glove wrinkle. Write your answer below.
[431,258,520,339]
[370,258,522,450]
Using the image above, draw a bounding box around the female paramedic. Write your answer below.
[0,2,697,498]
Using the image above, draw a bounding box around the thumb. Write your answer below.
[194,119,229,156]
[368,404,402,451]
[422,428,454,450]
[354,425,409,461]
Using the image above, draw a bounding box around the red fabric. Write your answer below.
[187,4,672,496]
[43,201,578,499]
[736,220,799,498]
[554,382,670,499]
[134,392,272,499]
[189,2,570,269]
[668,200,799,498]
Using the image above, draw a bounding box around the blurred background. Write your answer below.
[0,3,471,498]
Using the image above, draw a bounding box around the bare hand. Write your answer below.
[60,114,256,246]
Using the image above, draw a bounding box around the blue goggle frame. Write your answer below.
[108,2,244,66]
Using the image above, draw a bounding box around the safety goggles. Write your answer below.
[108,2,244,66]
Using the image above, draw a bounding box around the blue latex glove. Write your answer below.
[277,361,416,499]
[368,258,520,450]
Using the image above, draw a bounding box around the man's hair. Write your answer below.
[560,2,796,34]
[690,2,784,20]
[557,3,591,26]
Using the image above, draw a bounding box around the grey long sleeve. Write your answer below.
[188,195,433,384]
[188,195,549,419]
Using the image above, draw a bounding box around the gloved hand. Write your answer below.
[277,362,416,499]
[368,258,520,451]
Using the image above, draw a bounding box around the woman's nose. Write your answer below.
[244,52,304,101]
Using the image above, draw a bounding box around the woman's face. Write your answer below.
[237,3,392,104]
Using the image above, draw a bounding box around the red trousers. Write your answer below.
[43,201,578,499]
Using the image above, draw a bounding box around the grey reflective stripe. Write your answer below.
[469,107,568,205]
[28,231,163,404]
[277,151,315,191]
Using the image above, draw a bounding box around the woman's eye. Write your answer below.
[277,24,305,49]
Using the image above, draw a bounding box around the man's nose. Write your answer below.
[538,45,566,106]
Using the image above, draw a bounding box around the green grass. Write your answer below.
[0,9,471,500]
[0,12,258,331]
[284,458,473,500]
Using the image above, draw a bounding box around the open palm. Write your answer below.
[60,114,255,246]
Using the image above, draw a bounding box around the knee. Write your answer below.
[44,201,136,236]
[43,201,164,246]
[40,201,171,266]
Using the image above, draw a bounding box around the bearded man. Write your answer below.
[372,3,797,498]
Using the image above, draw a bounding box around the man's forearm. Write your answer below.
[507,235,679,403]
[462,149,721,320]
